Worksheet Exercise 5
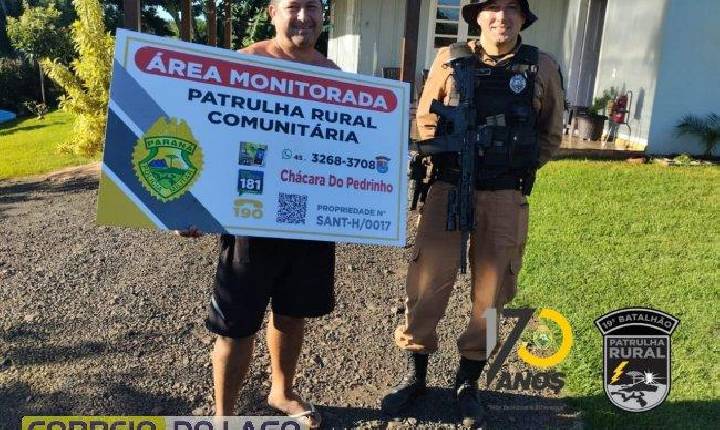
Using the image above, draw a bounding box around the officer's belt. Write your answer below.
[436,173,522,191]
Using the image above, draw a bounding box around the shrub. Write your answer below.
[23,100,49,119]
[675,113,720,158]
[42,0,113,156]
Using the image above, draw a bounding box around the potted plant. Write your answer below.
[575,89,616,140]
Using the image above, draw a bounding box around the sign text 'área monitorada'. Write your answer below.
[97,30,410,246]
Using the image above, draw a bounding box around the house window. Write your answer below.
[426,0,480,68]
[431,0,480,49]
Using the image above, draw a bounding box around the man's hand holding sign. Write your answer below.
[97,0,409,427]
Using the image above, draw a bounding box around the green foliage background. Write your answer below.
[42,0,113,155]
[4,1,74,108]
[0,57,56,112]
[6,1,74,63]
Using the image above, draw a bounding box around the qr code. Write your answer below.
[277,193,307,224]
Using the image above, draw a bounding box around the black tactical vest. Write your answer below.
[434,44,540,192]
[474,44,540,186]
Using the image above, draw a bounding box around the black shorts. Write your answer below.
[206,234,335,338]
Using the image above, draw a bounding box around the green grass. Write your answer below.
[511,160,720,429]
[0,110,97,179]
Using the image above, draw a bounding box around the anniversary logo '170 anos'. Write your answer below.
[595,308,679,412]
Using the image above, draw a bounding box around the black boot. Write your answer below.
[454,357,487,427]
[380,352,429,416]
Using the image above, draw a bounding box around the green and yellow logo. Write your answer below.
[133,117,203,202]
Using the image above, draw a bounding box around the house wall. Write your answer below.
[420,0,571,82]
[328,0,430,98]
[415,0,431,85]
[523,0,571,76]
[647,0,720,156]
[327,0,407,77]
[592,0,668,146]
[328,0,719,155]
[355,0,407,77]
[327,0,359,72]
[328,0,573,100]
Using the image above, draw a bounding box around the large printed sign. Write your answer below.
[97,30,410,246]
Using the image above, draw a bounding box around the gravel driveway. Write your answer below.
[0,166,582,429]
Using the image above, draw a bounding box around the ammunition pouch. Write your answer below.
[433,124,539,195]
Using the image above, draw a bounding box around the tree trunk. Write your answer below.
[223,0,232,48]
[164,2,181,32]
[38,60,46,105]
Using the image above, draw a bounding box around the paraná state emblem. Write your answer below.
[132,117,203,202]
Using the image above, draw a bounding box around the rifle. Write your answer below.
[414,44,491,274]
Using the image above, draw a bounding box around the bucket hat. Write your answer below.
[462,0,538,31]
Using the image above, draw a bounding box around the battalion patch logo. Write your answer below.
[132,117,203,202]
[509,74,527,94]
[595,308,679,412]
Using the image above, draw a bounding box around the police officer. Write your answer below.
[381,0,564,425]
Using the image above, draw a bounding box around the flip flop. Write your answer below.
[288,403,322,429]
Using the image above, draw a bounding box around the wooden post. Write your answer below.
[223,0,232,48]
[123,0,141,31]
[208,0,217,46]
[181,0,192,41]
[401,0,421,99]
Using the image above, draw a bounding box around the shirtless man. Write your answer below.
[182,1,337,427]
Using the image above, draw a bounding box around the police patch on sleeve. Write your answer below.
[509,74,527,94]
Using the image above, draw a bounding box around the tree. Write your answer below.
[0,0,20,56]
[42,0,113,155]
[1,0,77,56]
[100,0,174,36]
[6,1,74,103]
[241,2,273,47]
[147,1,330,49]
[221,0,332,51]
